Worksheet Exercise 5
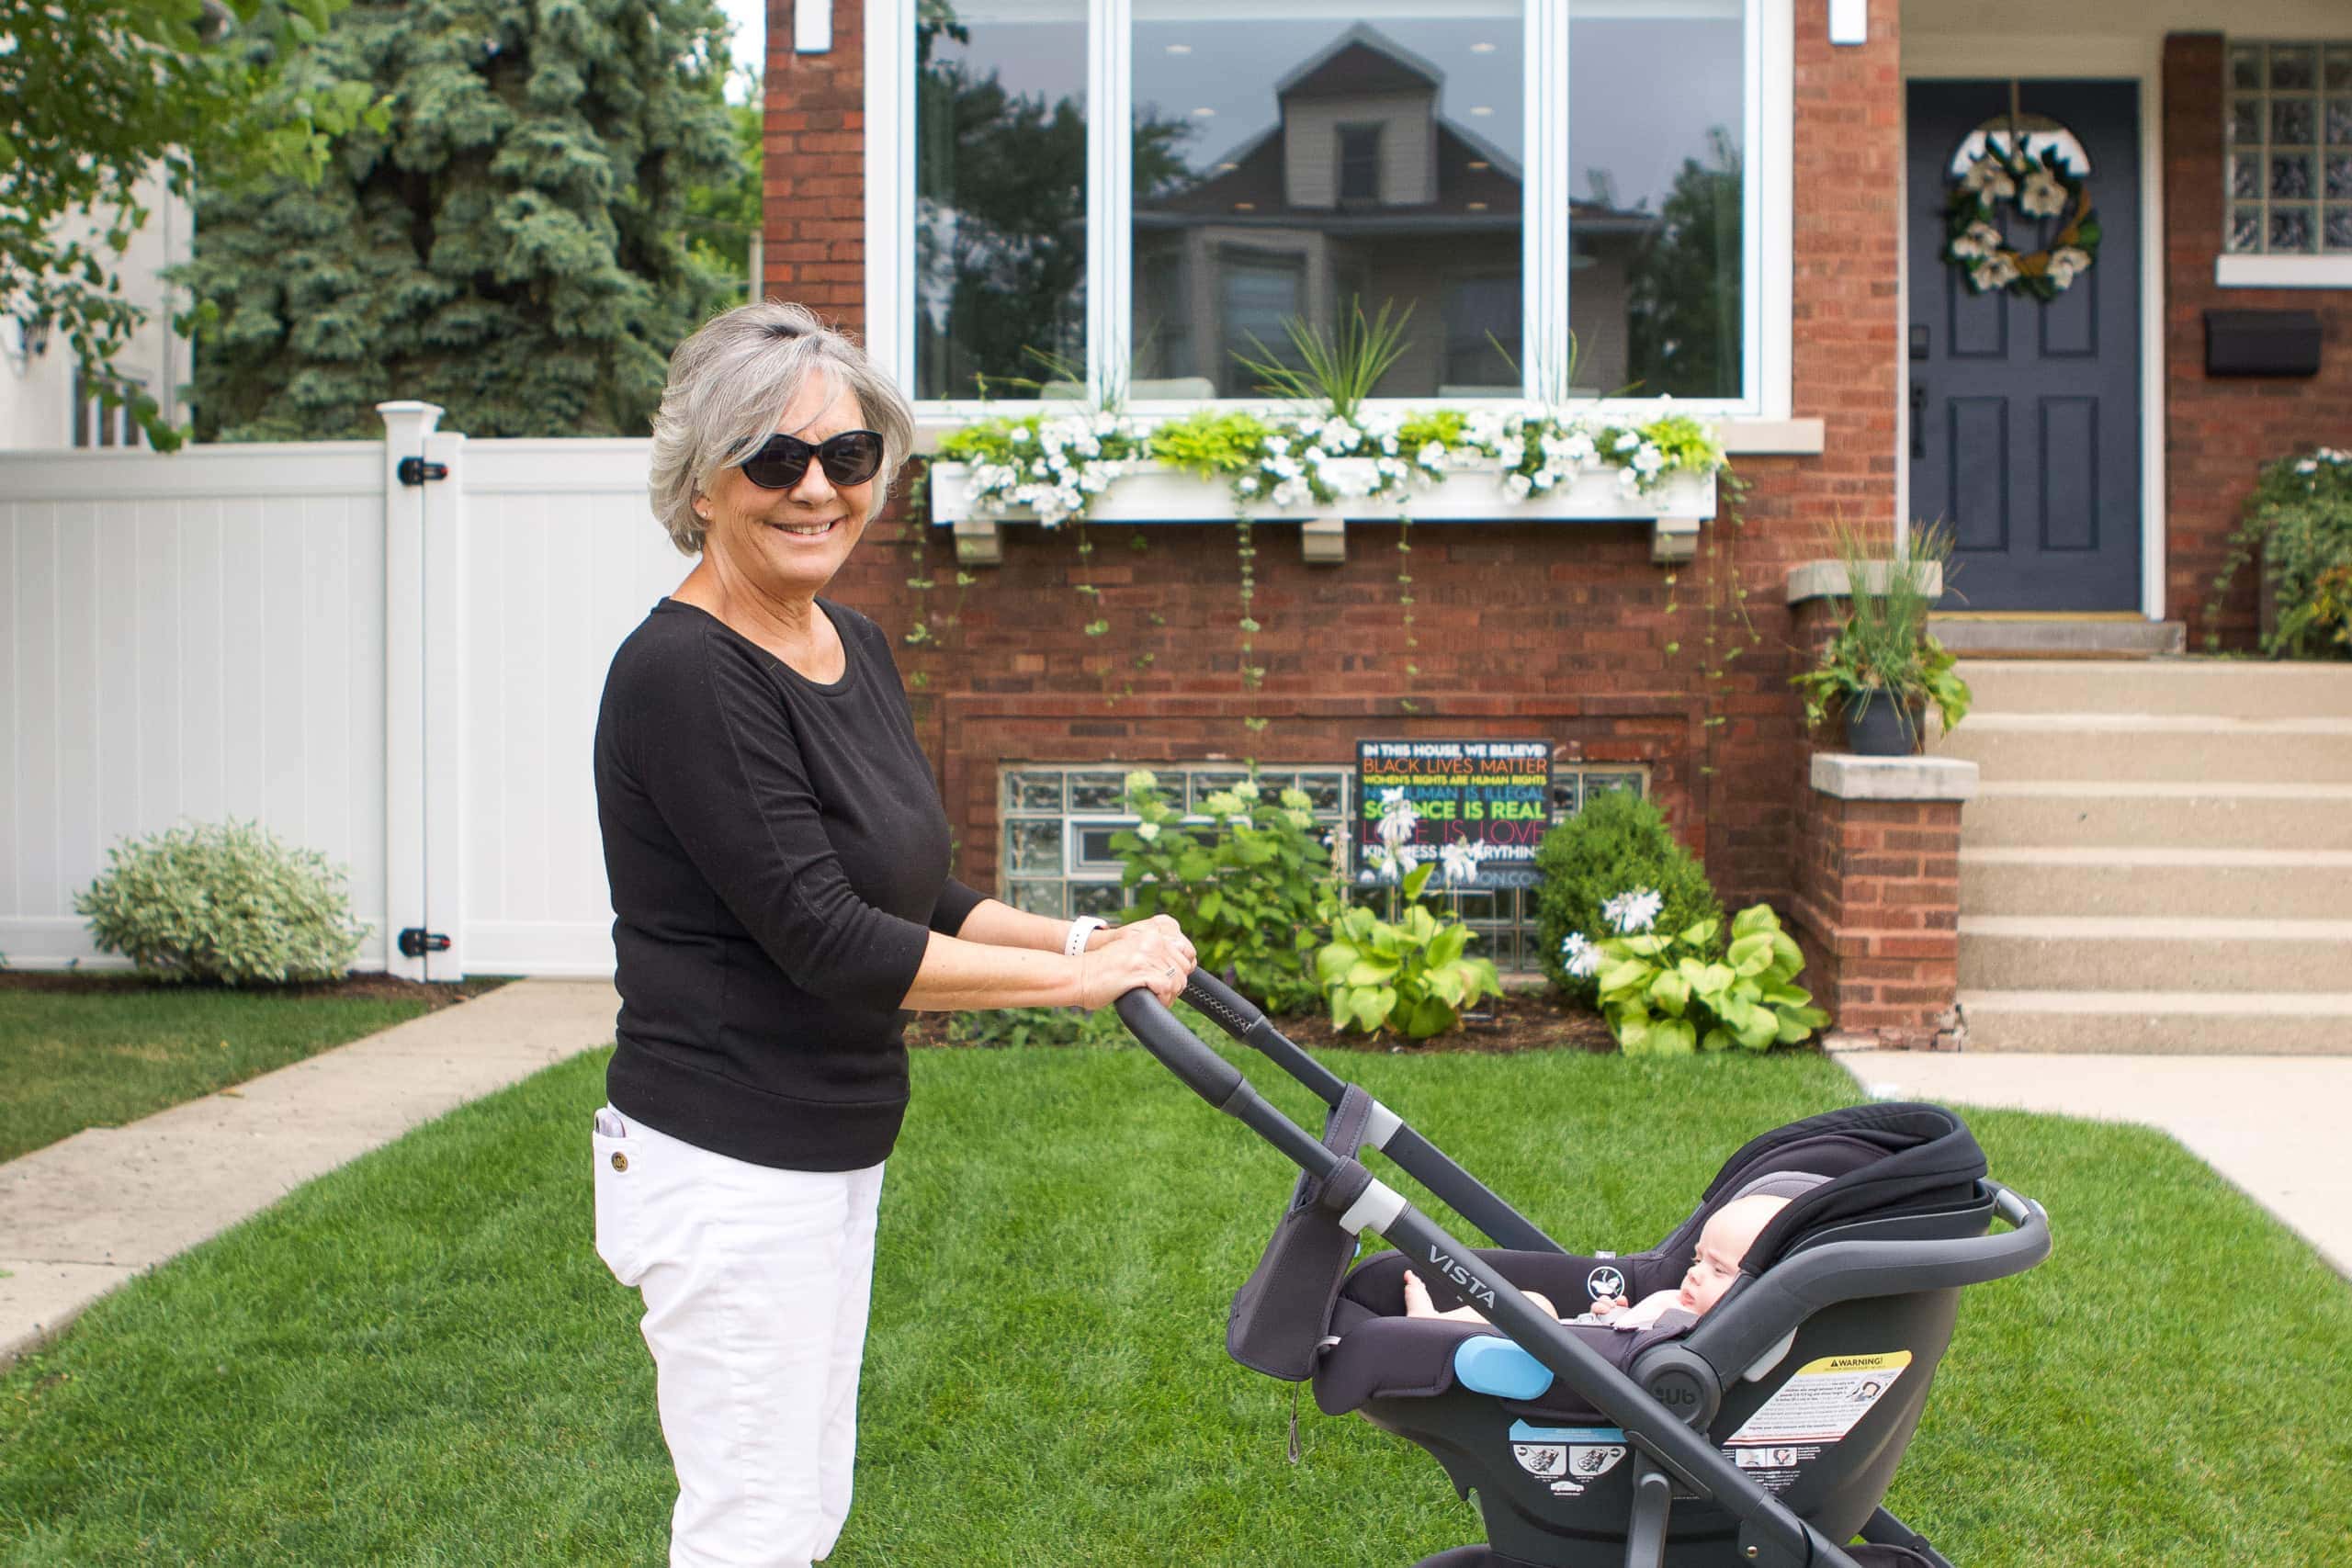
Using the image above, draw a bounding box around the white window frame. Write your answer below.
[866,0,1793,426]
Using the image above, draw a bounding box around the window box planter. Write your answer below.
[928,460,1715,567]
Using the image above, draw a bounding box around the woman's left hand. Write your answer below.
[1096,914,1196,975]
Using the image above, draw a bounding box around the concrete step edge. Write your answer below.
[1970,781,2352,800]
[1955,714,2352,734]
[1959,988,2352,1017]
[1961,915,2352,940]
[1960,847,2352,867]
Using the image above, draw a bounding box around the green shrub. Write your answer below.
[2205,446,2352,659]
[74,819,368,985]
[1532,788,1722,1002]
[1109,771,1340,1014]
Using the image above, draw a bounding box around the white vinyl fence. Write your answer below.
[0,404,688,980]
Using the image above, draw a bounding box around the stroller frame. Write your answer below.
[1117,974,2051,1568]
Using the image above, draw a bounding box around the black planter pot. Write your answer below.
[1845,688,1923,755]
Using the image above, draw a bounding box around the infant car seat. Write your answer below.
[1124,974,2051,1568]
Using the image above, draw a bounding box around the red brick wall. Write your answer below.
[766,1,1905,917]
[1789,794,1962,1043]
[2163,32,2352,649]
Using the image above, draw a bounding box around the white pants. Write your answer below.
[592,1105,885,1568]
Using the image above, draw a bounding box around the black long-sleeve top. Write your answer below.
[593,596,984,1169]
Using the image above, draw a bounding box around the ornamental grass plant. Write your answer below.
[1790,521,1973,748]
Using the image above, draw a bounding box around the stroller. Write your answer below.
[1116,974,2051,1568]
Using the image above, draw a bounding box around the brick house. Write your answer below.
[760,1,2352,1042]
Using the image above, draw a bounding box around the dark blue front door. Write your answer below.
[1907,79,2142,612]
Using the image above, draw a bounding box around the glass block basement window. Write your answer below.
[998,764,1648,976]
[2224,39,2352,254]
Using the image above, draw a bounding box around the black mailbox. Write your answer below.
[2204,308,2323,378]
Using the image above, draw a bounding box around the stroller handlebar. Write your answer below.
[1114,987,1246,1110]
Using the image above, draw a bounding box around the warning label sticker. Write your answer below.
[1725,1351,1911,1446]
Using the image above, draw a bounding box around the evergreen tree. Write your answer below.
[185,0,742,440]
[1625,126,1742,400]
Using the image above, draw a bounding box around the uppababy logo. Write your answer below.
[1586,1265,1625,1302]
[1426,1247,1498,1310]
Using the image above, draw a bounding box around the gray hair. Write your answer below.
[648,301,916,557]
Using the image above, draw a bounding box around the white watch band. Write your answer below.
[1064,915,1108,958]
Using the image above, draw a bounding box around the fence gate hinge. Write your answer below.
[397,457,449,486]
[398,928,452,958]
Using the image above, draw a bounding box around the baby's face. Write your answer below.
[1677,1194,1787,1315]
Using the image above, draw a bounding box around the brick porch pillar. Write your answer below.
[1791,754,1976,1051]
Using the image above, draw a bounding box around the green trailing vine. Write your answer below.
[2202,446,2352,658]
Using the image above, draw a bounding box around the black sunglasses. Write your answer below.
[738,428,886,491]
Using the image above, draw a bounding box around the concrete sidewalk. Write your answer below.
[0,977,619,1363]
[1834,1049,2352,1278]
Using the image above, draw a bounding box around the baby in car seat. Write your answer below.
[1403,1193,1790,1331]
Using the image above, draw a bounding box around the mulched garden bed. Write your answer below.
[1259,987,1617,1055]
[0,970,514,1012]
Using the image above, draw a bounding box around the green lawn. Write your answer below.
[1,1045,2346,1566]
[0,979,500,1163]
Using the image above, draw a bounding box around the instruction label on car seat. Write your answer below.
[1725,1351,1911,1447]
[1508,1422,1628,1496]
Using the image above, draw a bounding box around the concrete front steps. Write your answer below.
[1939,659,2352,1054]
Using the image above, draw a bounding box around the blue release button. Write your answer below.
[1453,1335,1555,1399]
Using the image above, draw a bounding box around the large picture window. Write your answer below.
[876,0,1784,414]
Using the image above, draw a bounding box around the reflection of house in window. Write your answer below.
[1337,124,1383,205]
[1132,22,1656,398]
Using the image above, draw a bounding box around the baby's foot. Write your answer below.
[1402,1270,1436,1316]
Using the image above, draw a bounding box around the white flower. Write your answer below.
[1237,475,1261,495]
[1285,808,1313,829]
[2297,459,2319,474]
[1265,436,1289,457]
[1562,431,1597,465]
[1532,468,1555,491]
[1279,786,1312,811]
[1602,888,1664,934]
[1966,220,2004,251]
[2046,245,2091,287]
[1440,840,1478,886]
[1632,445,1665,477]
[1231,779,1260,802]
[1417,440,1446,468]
[1962,156,2016,200]
[1010,426,1031,444]
[1973,253,2019,290]
[1124,769,1158,795]
[1272,479,1309,507]
[1202,790,1243,818]
[1365,844,1398,884]
[1561,931,1602,979]
[1319,417,1360,451]
[1949,233,1983,260]
[1497,437,1525,468]
[1613,431,1642,454]
[2018,170,2066,218]
[1134,821,1160,841]
[1504,472,1533,501]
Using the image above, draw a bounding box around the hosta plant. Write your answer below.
[1316,862,1503,1039]
[1584,897,1828,1055]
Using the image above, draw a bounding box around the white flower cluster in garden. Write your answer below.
[1236,412,1431,511]
[2293,447,2352,475]
[1559,931,1601,978]
[961,412,1145,528]
[1359,785,1422,884]
[1461,403,1689,498]
[1602,886,1664,934]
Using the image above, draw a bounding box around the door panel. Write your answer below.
[1907,79,2142,611]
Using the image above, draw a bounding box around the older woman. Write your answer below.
[590,301,1194,1568]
